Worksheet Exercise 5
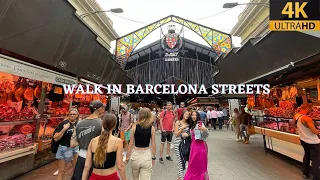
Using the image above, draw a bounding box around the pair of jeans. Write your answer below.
[300,140,320,179]
[211,118,217,129]
[218,117,223,129]
[240,124,249,141]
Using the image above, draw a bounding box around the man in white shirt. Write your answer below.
[211,107,218,130]
[217,108,224,130]
[206,107,212,129]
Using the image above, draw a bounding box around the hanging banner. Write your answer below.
[110,96,120,114]
[0,54,77,85]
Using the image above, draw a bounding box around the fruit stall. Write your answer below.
[249,78,320,163]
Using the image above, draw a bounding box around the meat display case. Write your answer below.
[254,115,320,163]
[0,120,37,164]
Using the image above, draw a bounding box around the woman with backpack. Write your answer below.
[184,111,209,180]
[53,108,79,180]
[174,110,191,180]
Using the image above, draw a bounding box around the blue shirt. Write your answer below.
[199,111,207,121]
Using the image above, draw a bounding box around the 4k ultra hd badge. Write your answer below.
[269,0,320,31]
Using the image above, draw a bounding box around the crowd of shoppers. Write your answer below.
[51,100,214,180]
[50,100,320,180]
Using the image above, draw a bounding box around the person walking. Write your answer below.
[176,102,187,122]
[210,107,218,130]
[184,111,209,180]
[174,110,191,180]
[152,108,158,129]
[119,104,133,160]
[222,107,229,126]
[159,102,175,164]
[111,110,120,137]
[206,107,212,130]
[53,108,79,180]
[198,107,207,125]
[293,104,320,180]
[217,108,224,130]
[239,108,251,144]
[81,113,128,180]
[125,108,156,180]
[70,100,105,180]
[231,108,242,142]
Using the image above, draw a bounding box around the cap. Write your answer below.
[89,100,105,110]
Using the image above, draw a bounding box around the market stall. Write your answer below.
[250,79,320,163]
[34,78,107,167]
[0,54,78,178]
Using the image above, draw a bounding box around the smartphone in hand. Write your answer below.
[198,121,203,127]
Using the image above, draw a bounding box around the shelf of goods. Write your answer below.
[255,117,320,163]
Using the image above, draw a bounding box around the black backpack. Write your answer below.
[51,127,59,153]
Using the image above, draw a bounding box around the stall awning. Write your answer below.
[0,0,127,85]
[0,54,77,85]
[215,31,320,84]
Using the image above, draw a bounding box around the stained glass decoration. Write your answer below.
[116,15,232,67]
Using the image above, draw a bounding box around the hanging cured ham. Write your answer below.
[247,95,255,109]
[24,87,34,101]
[15,79,27,101]
[318,79,320,102]
[34,83,42,99]
[289,86,298,98]
[281,87,290,100]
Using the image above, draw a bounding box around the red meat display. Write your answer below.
[0,104,17,121]
[258,120,298,134]
[0,134,33,152]
[309,107,320,120]
[264,107,294,118]
[279,101,295,110]
[0,104,37,121]
[78,107,90,114]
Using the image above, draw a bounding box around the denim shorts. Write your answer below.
[55,145,79,162]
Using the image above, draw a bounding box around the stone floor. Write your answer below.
[14,129,303,180]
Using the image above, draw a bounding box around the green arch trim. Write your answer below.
[115,15,232,67]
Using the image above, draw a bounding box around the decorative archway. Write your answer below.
[116,15,232,67]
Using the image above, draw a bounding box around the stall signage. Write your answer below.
[158,25,185,62]
[110,96,120,114]
[55,77,76,85]
[0,55,77,85]
[197,98,218,103]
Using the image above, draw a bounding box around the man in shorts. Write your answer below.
[159,102,175,164]
[119,104,133,160]
[70,100,105,180]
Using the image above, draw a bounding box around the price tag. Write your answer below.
[26,134,32,139]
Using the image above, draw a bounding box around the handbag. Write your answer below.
[248,125,255,135]
[179,136,191,170]
[51,127,59,153]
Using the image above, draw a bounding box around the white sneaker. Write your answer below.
[53,170,59,176]
[236,138,239,142]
